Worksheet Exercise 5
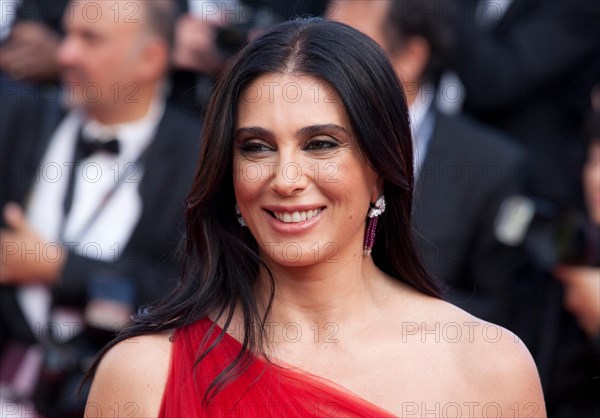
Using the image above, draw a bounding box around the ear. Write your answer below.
[134,38,169,82]
[389,35,430,88]
[370,176,384,203]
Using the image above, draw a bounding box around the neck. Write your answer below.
[404,84,419,107]
[398,74,423,107]
[255,249,389,327]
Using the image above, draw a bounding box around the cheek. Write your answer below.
[233,160,267,210]
[584,162,600,193]
[323,159,373,218]
[583,162,600,225]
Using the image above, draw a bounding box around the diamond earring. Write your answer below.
[363,196,385,256]
[235,204,246,227]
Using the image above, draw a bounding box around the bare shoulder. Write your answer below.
[85,332,173,418]
[428,300,547,416]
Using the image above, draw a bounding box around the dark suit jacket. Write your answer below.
[450,0,600,207]
[412,111,528,330]
[0,82,201,348]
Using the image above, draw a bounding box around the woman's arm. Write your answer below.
[473,326,547,417]
[85,334,172,418]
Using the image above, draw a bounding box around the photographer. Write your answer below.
[538,91,600,417]
[487,91,599,417]
[169,0,329,113]
[555,92,600,342]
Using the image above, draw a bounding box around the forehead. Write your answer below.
[236,73,352,131]
[64,0,140,35]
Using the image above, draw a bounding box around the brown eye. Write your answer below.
[239,141,273,154]
[303,139,339,151]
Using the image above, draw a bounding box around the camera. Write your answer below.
[214,1,281,59]
[494,195,600,269]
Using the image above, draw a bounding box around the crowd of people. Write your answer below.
[0,1,598,417]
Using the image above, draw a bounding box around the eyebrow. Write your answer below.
[297,124,350,138]
[234,127,274,141]
[234,124,350,140]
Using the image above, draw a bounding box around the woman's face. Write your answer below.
[583,140,600,226]
[233,73,380,267]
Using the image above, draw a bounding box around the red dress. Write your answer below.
[159,317,395,417]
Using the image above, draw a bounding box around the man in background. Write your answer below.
[330,0,530,338]
[448,0,600,209]
[0,1,200,416]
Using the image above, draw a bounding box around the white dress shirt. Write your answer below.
[409,85,436,176]
[477,0,514,27]
[0,0,21,42]
[18,99,165,333]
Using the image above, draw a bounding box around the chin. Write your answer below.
[259,239,343,268]
[61,91,84,109]
[270,257,318,268]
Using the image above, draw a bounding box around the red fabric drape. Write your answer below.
[159,318,395,417]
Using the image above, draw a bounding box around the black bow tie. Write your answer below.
[80,137,120,158]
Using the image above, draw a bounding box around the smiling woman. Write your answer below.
[85,18,545,417]
[233,72,381,267]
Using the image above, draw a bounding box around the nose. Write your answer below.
[56,34,79,68]
[269,151,309,197]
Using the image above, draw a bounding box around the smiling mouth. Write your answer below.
[267,208,324,223]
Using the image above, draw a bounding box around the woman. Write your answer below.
[86,19,545,417]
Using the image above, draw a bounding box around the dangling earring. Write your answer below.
[363,196,385,256]
[235,204,246,227]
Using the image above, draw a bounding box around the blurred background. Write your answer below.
[0,1,598,417]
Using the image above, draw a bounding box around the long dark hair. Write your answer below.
[88,18,442,401]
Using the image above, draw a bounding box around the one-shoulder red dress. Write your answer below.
[159,317,396,417]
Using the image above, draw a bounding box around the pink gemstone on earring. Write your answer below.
[363,196,385,256]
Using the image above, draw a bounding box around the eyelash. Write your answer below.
[238,138,340,154]
[303,139,340,151]
[238,141,272,154]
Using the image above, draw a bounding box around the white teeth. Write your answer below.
[273,208,322,223]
